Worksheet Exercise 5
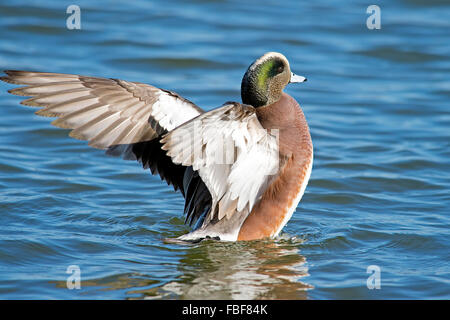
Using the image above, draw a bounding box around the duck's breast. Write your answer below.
[237,93,313,240]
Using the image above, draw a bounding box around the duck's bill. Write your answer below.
[290,72,307,83]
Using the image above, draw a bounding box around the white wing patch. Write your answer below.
[150,92,201,132]
[161,102,280,223]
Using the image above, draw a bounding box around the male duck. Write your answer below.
[1,52,313,241]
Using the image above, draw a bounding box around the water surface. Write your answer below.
[0,0,449,299]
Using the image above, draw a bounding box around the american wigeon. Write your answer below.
[1,52,312,242]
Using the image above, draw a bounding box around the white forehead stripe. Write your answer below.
[250,52,290,71]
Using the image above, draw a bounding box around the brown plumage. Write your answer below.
[238,93,313,240]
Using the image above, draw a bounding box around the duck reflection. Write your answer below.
[145,237,312,299]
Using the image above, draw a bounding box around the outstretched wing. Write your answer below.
[161,102,281,227]
[0,70,204,192]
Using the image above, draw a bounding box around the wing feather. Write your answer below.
[161,102,280,224]
[1,69,204,193]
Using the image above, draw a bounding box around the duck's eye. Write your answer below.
[277,65,284,73]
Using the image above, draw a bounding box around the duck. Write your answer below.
[0,52,313,242]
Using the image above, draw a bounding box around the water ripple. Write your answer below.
[0,0,448,300]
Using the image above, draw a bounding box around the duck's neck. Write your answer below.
[256,93,302,128]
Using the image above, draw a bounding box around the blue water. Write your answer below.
[0,0,449,299]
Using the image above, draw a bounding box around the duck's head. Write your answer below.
[241,52,306,108]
